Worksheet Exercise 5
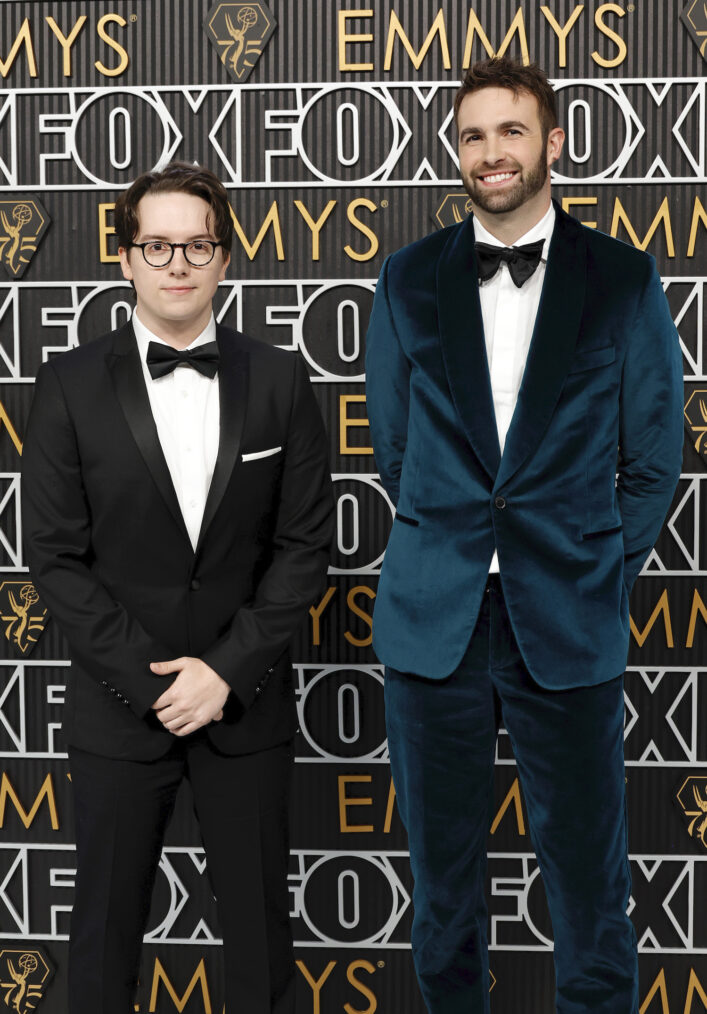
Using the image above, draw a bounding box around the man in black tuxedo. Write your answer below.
[21,162,334,1013]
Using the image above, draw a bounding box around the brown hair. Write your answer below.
[114,161,233,252]
[453,57,558,138]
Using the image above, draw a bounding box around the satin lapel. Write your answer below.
[437,216,501,481]
[106,322,190,543]
[195,326,248,552]
[495,206,587,491]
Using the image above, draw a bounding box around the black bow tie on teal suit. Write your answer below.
[475,239,545,287]
[146,340,220,379]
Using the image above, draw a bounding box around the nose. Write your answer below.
[481,135,504,165]
[168,246,190,271]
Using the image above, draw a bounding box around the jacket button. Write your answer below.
[494,496,506,510]
[190,578,201,591]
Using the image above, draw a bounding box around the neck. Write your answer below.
[135,308,213,350]
[473,194,552,246]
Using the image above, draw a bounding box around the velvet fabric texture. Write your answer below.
[365,203,684,689]
[386,580,638,1014]
[365,203,683,1012]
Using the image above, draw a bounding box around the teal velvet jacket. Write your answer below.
[365,202,684,689]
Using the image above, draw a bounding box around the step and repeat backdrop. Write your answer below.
[0,1,706,1011]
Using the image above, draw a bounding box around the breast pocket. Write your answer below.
[242,446,282,462]
[568,345,616,374]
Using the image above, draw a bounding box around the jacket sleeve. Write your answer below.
[201,354,334,708]
[364,254,411,508]
[21,361,175,717]
[617,258,684,591]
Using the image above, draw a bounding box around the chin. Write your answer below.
[472,189,525,215]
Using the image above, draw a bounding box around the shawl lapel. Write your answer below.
[106,322,191,544]
[195,325,248,553]
[495,204,587,490]
[436,215,501,481]
[106,322,249,554]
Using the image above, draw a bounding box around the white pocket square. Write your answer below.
[242,446,282,462]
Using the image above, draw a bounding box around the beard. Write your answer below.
[461,147,548,215]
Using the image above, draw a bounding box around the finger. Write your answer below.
[162,713,189,731]
[151,690,176,710]
[154,699,179,717]
[150,658,185,675]
[157,706,187,727]
[173,721,203,737]
[213,710,223,721]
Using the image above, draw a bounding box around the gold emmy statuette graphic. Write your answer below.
[0,582,47,655]
[681,0,707,58]
[204,2,277,82]
[677,776,707,849]
[434,194,474,229]
[0,949,53,1014]
[683,390,707,458]
[0,199,50,280]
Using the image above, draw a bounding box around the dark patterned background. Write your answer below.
[0,1,705,1010]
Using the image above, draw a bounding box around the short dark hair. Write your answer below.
[453,57,558,137]
[114,161,233,252]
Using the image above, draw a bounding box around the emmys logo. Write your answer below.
[434,194,473,229]
[0,949,52,1014]
[684,390,707,458]
[204,2,276,82]
[681,0,707,59]
[0,199,50,279]
[677,776,707,848]
[0,582,47,655]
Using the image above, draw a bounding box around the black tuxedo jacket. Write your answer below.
[21,322,334,760]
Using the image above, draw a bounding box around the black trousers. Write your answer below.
[67,736,294,1014]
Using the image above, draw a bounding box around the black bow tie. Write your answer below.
[146,340,220,380]
[475,240,545,288]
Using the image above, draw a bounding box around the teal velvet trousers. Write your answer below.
[385,576,638,1014]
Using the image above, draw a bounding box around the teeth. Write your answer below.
[482,172,514,183]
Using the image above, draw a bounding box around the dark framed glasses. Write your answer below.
[129,240,223,267]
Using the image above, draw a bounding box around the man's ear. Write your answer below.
[547,126,565,166]
[118,246,133,281]
[219,250,230,281]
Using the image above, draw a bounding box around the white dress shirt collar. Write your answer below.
[473,201,556,265]
[132,310,217,365]
[130,310,220,551]
[474,203,555,576]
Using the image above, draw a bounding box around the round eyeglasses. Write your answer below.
[129,240,223,267]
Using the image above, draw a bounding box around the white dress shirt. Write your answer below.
[133,311,220,551]
[475,203,556,571]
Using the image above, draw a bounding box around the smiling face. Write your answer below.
[118,191,230,348]
[457,86,565,241]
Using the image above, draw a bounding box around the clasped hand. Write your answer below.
[150,657,230,736]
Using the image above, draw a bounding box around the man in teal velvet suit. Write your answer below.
[365,58,683,1013]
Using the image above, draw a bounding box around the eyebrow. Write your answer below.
[460,119,530,135]
[137,233,216,242]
